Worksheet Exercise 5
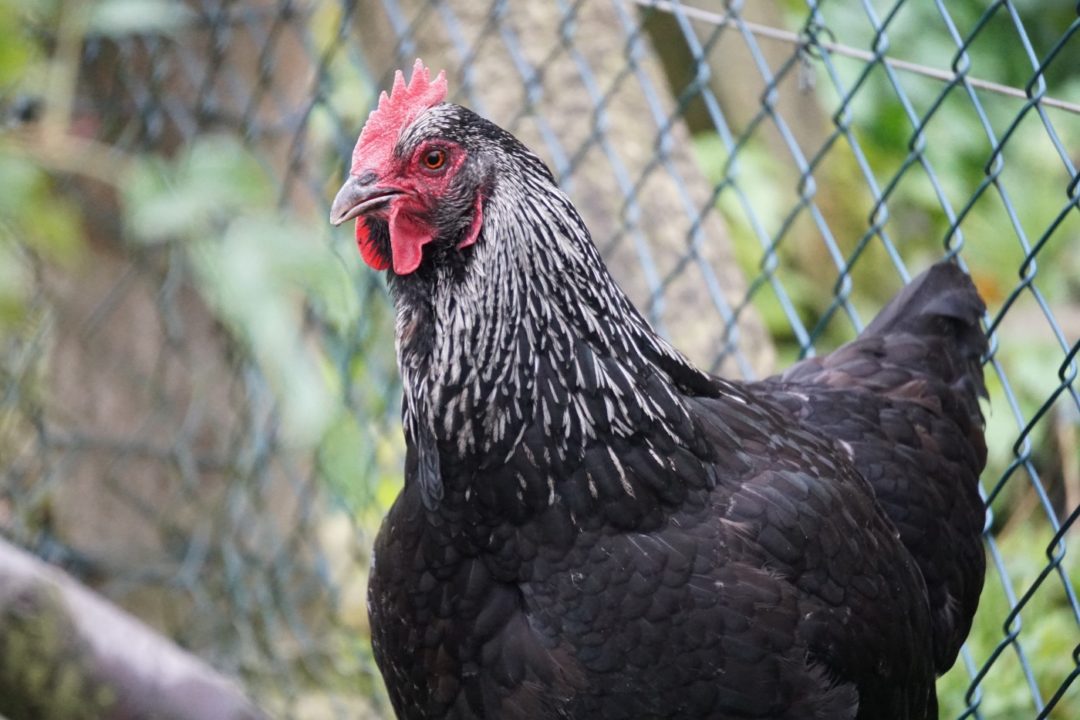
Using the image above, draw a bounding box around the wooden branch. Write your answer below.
[0,537,267,720]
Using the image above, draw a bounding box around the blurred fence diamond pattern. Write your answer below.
[1,1,1077,718]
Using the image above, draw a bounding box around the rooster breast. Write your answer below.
[369,383,937,720]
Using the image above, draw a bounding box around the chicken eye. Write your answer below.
[422,149,447,171]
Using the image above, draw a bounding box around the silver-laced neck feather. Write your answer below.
[386,104,725,512]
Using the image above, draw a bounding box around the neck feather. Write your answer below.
[388,161,722,513]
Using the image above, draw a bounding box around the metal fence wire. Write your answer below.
[2,0,1078,718]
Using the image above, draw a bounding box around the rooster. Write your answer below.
[330,61,987,720]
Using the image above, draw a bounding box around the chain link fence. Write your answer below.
[1,0,1077,718]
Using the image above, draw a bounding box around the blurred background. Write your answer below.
[0,0,1076,718]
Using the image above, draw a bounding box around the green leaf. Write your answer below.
[189,215,344,447]
[0,238,31,329]
[122,135,271,243]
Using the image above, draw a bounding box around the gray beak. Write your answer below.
[329,174,401,226]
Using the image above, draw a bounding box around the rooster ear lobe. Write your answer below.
[456,193,485,251]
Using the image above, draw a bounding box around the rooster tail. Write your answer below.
[782,260,989,441]
[862,260,988,407]
[844,261,990,673]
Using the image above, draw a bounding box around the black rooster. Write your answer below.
[330,61,987,720]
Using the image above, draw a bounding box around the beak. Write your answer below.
[329,174,402,226]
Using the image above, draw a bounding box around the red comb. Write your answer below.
[352,59,448,174]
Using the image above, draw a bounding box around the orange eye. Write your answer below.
[422,149,447,170]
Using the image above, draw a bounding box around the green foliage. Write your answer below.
[0,0,399,491]
[0,0,37,88]
[0,583,120,719]
[0,154,82,330]
[93,113,396,711]
[123,136,273,243]
[118,130,404,529]
[937,522,1080,719]
[0,0,79,332]
[121,135,373,450]
[696,0,1080,473]
[698,4,1079,715]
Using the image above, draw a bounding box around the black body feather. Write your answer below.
[362,103,988,720]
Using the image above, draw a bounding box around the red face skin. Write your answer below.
[355,139,482,275]
[334,62,482,274]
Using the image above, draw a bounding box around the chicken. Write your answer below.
[329,61,988,720]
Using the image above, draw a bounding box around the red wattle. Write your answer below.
[389,204,435,275]
[354,194,481,275]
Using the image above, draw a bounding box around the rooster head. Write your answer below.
[330,60,486,276]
